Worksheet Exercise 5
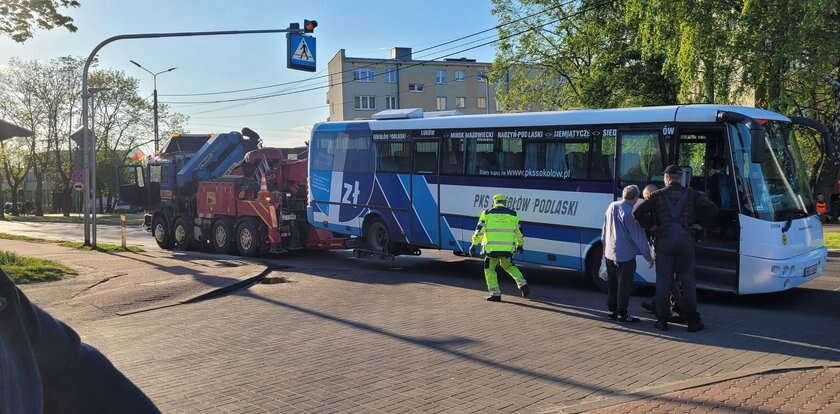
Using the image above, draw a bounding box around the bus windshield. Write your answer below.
[729,121,814,222]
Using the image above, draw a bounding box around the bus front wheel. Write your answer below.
[364,218,390,253]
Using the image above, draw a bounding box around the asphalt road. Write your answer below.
[2,219,838,304]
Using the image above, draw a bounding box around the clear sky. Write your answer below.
[0,0,498,151]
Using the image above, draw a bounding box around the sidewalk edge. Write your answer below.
[540,363,840,414]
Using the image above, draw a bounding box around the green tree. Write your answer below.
[0,0,80,42]
[491,0,679,111]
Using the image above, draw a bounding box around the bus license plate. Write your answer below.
[804,264,818,277]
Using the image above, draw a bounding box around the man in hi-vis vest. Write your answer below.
[469,194,530,301]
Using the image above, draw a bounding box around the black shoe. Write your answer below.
[670,314,687,324]
[608,312,618,320]
[520,284,530,298]
[641,301,655,313]
[486,295,501,302]
[687,319,705,332]
[617,314,640,323]
[655,320,669,331]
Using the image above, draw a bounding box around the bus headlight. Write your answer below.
[771,264,795,277]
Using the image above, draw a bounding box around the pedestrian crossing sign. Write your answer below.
[287,33,316,72]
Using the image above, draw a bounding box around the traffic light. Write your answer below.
[304,19,317,33]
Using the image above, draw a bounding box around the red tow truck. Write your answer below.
[120,129,346,256]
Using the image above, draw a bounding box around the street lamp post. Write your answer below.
[85,87,110,246]
[129,61,176,154]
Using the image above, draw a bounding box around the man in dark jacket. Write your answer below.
[633,165,719,332]
[0,268,160,414]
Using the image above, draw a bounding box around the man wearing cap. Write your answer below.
[469,194,529,301]
[633,165,718,332]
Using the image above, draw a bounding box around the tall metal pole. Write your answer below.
[485,77,490,114]
[90,93,97,248]
[82,92,90,245]
[81,24,310,246]
[153,83,159,153]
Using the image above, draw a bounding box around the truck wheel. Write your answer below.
[152,215,172,249]
[364,218,389,253]
[212,219,236,254]
[172,217,193,250]
[236,219,260,257]
[586,244,608,293]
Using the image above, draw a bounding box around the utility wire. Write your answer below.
[162,0,612,105]
[159,0,579,98]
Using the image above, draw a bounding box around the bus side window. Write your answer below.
[375,141,411,173]
[466,137,524,175]
[618,131,664,187]
[441,138,465,174]
[590,133,616,180]
[525,140,589,178]
[413,141,439,175]
[311,132,336,171]
[467,138,497,175]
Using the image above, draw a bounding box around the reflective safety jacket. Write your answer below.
[471,204,524,257]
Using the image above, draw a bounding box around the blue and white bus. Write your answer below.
[307,105,827,294]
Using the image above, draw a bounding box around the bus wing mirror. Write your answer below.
[750,127,769,164]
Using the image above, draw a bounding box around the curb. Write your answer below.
[116,267,274,316]
[539,363,840,413]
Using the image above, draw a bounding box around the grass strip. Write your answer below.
[0,232,143,253]
[0,250,76,283]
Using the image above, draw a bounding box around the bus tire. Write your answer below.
[172,217,193,250]
[586,244,608,293]
[152,214,172,250]
[364,217,390,253]
[211,218,236,254]
[236,219,261,257]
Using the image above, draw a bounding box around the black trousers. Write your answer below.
[606,258,636,316]
[654,240,698,322]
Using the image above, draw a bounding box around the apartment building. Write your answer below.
[326,47,501,121]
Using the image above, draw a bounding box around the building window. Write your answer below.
[435,96,447,110]
[477,96,487,109]
[477,71,487,82]
[436,70,446,84]
[384,69,397,83]
[385,95,397,109]
[353,68,375,82]
[354,95,376,110]
[455,71,465,81]
[455,97,466,108]
[409,83,424,92]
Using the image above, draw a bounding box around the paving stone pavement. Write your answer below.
[589,367,840,414]
[66,251,840,414]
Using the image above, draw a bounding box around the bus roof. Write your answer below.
[313,105,789,132]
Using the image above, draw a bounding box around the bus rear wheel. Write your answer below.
[364,218,390,253]
[586,244,608,293]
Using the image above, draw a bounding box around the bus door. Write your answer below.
[410,139,441,247]
[677,126,739,292]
